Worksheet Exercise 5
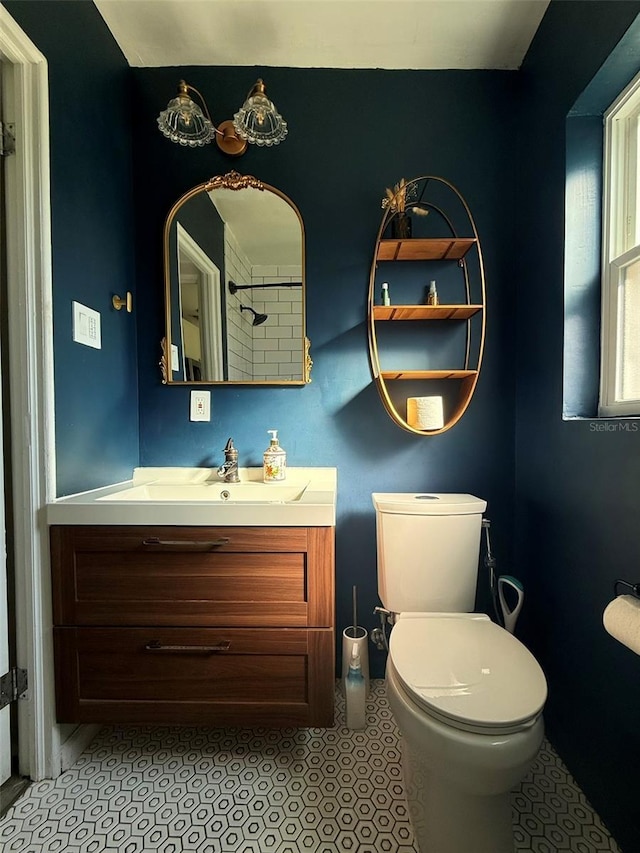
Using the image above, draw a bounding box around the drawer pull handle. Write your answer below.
[141,537,230,549]
[144,640,231,654]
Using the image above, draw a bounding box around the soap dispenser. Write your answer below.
[263,430,286,482]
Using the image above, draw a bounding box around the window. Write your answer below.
[600,71,640,416]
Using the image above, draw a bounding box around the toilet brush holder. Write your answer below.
[343,631,368,730]
[341,626,370,697]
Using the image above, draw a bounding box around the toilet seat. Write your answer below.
[389,613,547,735]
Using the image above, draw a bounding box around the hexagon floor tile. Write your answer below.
[0,681,620,853]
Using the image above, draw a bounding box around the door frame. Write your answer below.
[177,223,224,381]
[0,6,57,781]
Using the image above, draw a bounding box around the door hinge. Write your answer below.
[0,668,28,710]
[0,121,16,157]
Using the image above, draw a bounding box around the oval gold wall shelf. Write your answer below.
[368,176,486,435]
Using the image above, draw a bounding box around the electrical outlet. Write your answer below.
[190,390,211,422]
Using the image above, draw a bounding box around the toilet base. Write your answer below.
[386,661,544,853]
[402,737,514,853]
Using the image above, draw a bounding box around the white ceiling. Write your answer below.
[95,0,550,71]
[209,188,301,266]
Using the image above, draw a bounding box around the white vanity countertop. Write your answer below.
[46,467,337,527]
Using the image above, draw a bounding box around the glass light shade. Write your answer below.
[157,92,216,147]
[233,80,288,147]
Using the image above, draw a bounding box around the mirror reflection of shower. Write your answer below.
[240,305,269,326]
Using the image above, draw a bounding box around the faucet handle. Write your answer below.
[222,437,238,462]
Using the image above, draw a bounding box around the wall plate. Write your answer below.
[72,301,101,349]
[171,344,179,372]
[190,390,211,422]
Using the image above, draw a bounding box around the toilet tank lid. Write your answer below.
[372,493,487,515]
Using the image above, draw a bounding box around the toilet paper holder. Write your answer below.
[614,579,640,599]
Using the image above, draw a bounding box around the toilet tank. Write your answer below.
[372,493,487,613]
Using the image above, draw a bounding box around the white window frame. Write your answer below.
[599,70,640,416]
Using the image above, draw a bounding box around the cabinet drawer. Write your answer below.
[51,525,334,628]
[54,626,334,727]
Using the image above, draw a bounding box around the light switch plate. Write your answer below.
[72,301,101,349]
[171,344,179,372]
[190,390,211,422]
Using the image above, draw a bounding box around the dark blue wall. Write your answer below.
[516,3,640,850]
[563,114,603,418]
[132,66,520,679]
[2,0,139,496]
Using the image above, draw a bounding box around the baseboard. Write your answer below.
[59,724,101,772]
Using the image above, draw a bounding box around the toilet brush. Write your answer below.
[342,584,369,702]
[352,584,357,636]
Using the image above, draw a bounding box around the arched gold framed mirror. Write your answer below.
[160,171,311,385]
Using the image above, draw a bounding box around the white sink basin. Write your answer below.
[98,481,308,503]
[46,467,337,527]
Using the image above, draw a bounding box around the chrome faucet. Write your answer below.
[217,437,239,483]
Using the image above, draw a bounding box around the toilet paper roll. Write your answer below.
[603,595,640,655]
[407,396,444,430]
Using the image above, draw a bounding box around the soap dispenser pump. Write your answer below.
[263,429,286,482]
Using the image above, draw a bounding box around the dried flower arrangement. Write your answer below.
[381,178,429,217]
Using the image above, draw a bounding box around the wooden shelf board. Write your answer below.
[380,369,478,381]
[377,237,476,262]
[373,304,482,321]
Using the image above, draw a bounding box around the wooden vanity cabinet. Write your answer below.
[50,525,335,727]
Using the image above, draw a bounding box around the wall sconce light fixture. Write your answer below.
[157,79,288,157]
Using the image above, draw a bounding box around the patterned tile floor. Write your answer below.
[0,681,620,853]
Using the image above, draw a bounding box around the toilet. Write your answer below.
[373,492,547,853]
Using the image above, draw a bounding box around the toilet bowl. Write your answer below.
[386,613,546,853]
